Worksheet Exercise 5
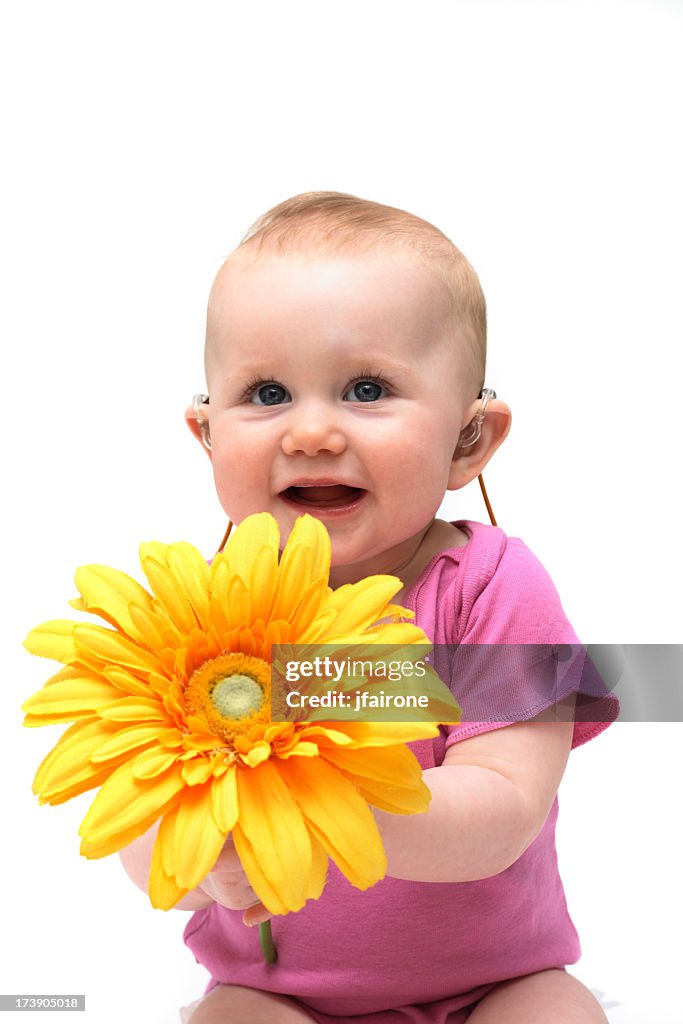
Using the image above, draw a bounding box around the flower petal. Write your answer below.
[89,723,166,763]
[231,824,289,915]
[270,518,331,626]
[73,564,155,642]
[171,783,227,890]
[292,608,338,643]
[326,722,439,748]
[79,759,186,856]
[304,827,328,902]
[96,696,168,723]
[245,543,278,623]
[341,774,433,815]
[73,624,163,675]
[299,725,355,746]
[24,620,78,663]
[276,755,386,890]
[213,567,255,636]
[322,576,403,634]
[127,602,174,651]
[210,765,238,833]
[223,513,280,584]
[277,741,319,759]
[287,579,332,637]
[22,674,121,723]
[102,665,159,698]
[32,717,124,804]
[148,807,188,909]
[279,515,331,589]
[362,622,431,645]
[149,856,189,910]
[181,757,216,786]
[132,747,179,779]
[235,760,311,911]
[167,544,211,627]
[320,743,424,788]
[139,553,197,634]
[156,803,179,876]
[319,745,433,815]
[241,740,271,768]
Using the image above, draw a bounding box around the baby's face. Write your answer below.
[204,251,476,584]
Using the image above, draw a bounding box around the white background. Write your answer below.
[2,1,682,1021]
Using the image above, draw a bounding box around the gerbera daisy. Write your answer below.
[23,513,458,918]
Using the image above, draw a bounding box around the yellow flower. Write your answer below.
[23,513,453,914]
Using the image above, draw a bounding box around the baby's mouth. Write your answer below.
[281,484,366,510]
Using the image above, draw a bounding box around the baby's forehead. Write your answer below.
[210,246,453,318]
[207,253,461,373]
[205,251,473,389]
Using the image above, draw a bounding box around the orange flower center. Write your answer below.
[183,652,271,745]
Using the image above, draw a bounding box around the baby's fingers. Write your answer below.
[242,902,273,928]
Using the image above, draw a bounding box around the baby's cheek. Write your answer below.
[383,449,446,499]
[212,459,253,518]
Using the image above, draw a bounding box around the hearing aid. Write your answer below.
[192,393,212,451]
[457,387,497,452]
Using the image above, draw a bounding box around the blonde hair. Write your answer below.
[226,191,486,396]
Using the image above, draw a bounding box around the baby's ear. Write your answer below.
[447,399,511,490]
[185,397,212,458]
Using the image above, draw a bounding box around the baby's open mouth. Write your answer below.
[281,484,366,509]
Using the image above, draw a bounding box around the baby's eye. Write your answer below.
[343,379,388,403]
[249,382,291,406]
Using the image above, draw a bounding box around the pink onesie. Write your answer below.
[183,520,619,1023]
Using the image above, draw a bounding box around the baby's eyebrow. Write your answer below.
[226,356,418,379]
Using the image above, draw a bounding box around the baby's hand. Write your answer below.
[197,837,272,928]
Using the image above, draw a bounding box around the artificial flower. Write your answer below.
[23,513,458,916]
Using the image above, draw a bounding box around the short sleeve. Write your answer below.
[439,534,619,750]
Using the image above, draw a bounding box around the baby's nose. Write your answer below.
[281,403,346,457]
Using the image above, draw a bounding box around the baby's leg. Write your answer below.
[466,968,608,1023]
[186,984,317,1024]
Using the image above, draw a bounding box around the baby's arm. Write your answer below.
[373,718,574,883]
[120,717,572,916]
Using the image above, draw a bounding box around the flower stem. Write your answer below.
[258,920,277,963]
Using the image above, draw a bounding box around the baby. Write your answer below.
[121,192,616,1023]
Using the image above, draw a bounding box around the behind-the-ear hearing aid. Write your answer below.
[457,387,497,452]
[191,393,232,550]
[457,387,498,526]
[192,393,212,451]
